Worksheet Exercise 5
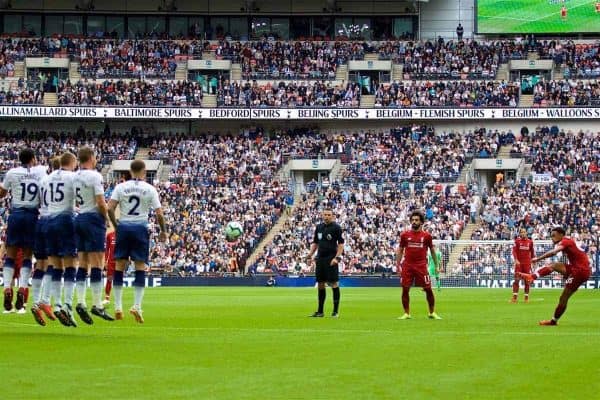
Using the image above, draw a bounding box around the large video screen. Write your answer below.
[477,0,600,33]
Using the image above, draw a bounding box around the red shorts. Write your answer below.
[401,265,431,289]
[561,10,567,17]
[515,264,532,276]
[564,264,591,291]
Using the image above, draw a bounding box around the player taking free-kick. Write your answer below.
[519,227,591,326]
[396,211,441,320]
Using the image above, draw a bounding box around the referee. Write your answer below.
[306,207,344,317]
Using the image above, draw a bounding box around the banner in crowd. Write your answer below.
[2,106,600,120]
[531,173,556,184]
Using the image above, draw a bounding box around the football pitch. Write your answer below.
[1,287,599,400]
[477,0,600,33]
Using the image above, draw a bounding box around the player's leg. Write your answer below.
[511,267,520,303]
[128,225,150,324]
[522,264,531,303]
[398,268,412,319]
[112,260,127,320]
[328,262,340,317]
[112,225,130,320]
[418,271,441,319]
[3,246,18,313]
[89,251,113,320]
[104,266,113,304]
[520,262,565,283]
[15,248,33,313]
[311,259,327,317]
[30,257,48,326]
[129,261,147,324]
[74,252,94,325]
[540,268,589,326]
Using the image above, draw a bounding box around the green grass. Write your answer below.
[1,287,599,399]
[478,0,600,33]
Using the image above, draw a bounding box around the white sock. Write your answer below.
[32,277,43,304]
[91,281,103,308]
[52,279,63,309]
[18,267,31,288]
[64,281,76,307]
[134,286,144,309]
[41,274,52,304]
[76,281,87,306]
[3,266,14,289]
[114,286,123,311]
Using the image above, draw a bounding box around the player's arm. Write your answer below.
[151,189,168,242]
[107,199,119,230]
[530,240,536,258]
[94,176,109,223]
[331,225,344,265]
[429,240,440,274]
[306,227,318,260]
[0,172,11,199]
[532,244,565,263]
[396,246,404,271]
[155,207,168,242]
[512,243,520,265]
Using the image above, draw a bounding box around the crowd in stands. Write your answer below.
[374,80,519,107]
[509,126,599,181]
[145,133,288,276]
[77,40,180,79]
[217,80,360,107]
[532,80,600,107]
[341,126,502,184]
[0,88,43,104]
[56,79,203,106]
[251,182,470,276]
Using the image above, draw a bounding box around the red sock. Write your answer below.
[512,281,519,295]
[524,283,530,295]
[535,266,553,278]
[24,287,29,303]
[105,279,112,297]
[401,287,410,314]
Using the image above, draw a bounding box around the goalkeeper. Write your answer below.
[427,248,442,291]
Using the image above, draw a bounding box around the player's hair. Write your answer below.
[130,159,146,174]
[410,210,425,223]
[551,226,566,235]
[50,156,61,171]
[60,152,77,167]
[19,148,35,165]
[78,146,95,164]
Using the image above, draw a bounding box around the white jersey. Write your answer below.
[74,169,105,214]
[1,165,46,209]
[46,169,76,216]
[38,174,50,217]
[111,179,161,225]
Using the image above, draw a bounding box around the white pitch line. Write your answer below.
[3,321,598,336]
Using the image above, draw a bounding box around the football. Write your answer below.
[225,221,244,241]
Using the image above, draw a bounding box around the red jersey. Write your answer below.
[559,237,590,270]
[400,230,433,267]
[105,232,116,267]
[513,238,534,265]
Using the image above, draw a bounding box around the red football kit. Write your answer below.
[559,237,591,290]
[513,237,534,275]
[399,229,433,288]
